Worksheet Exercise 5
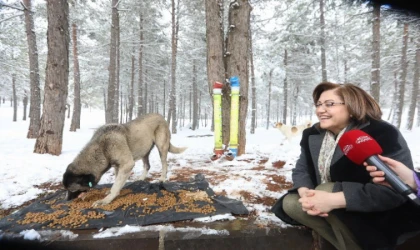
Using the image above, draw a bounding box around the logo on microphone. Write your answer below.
[355,135,372,144]
[342,144,353,155]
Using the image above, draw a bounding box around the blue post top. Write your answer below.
[230,76,240,87]
[229,148,238,157]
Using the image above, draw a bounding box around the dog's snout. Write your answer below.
[66,190,82,201]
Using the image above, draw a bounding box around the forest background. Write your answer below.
[1,0,420,156]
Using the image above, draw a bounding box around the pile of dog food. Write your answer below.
[16,188,216,229]
[0,178,249,232]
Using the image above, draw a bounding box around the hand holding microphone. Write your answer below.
[364,155,418,191]
[338,130,420,206]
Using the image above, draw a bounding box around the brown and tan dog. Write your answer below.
[63,113,187,207]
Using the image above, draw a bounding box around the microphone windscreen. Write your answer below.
[338,130,383,165]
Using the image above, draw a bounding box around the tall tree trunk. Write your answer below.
[224,0,251,156]
[205,0,225,133]
[407,37,420,130]
[23,0,41,138]
[183,92,186,126]
[199,92,203,128]
[169,0,180,134]
[12,74,17,122]
[221,76,231,147]
[137,12,144,118]
[266,69,273,130]
[192,59,198,130]
[388,69,398,121]
[249,25,256,134]
[70,23,81,132]
[128,49,135,121]
[292,84,300,125]
[125,93,129,122]
[150,93,154,113]
[319,0,327,82]
[23,90,28,120]
[103,87,107,111]
[371,2,381,102]
[34,0,69,155]
[282,49,288,123]
[167,97,172,127]
[120,91,123,123]
[144,69,148,114]
[393,23,409,128]
[181,94,185,127]
[344,53,348,83]
[156,96,159,113]
[66,104,71,118]
[114,13,120,123]
[163,79,166,118]
[106,0,119,123]
[189,85,192,124]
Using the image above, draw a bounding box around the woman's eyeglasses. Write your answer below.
[315,101,345,109]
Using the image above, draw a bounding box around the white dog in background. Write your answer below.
[274,120,312,141]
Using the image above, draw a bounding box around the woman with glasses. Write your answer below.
[272,82,418,250]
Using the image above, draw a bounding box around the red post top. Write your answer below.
[213,81,223,89]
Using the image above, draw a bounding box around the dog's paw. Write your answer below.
[92,199,111,207]
[159,177,167,182]
[138,173,147,181]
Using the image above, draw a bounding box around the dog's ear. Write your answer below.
[86,174,96,187]
[76,173,96,188]
[63,168,96,188]
[274,122,283,128]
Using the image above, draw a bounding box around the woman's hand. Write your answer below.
[364,155,417,190]
[297,187,311,198]
[298,190,346,217]
[297,187,326,216]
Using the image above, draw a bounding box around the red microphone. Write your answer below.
[338,129,420,206]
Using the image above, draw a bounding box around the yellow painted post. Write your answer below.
[229,76,240,157]
[212,82,224,158]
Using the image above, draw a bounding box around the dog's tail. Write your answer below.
[169,143,187,154]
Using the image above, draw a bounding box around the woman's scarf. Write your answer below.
[318,127,347,183]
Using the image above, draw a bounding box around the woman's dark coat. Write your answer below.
[272,119,420,249]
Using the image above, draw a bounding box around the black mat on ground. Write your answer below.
[0,174,249,233]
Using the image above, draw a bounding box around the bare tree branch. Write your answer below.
[1,1,24,11]
[0,13,24,23]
